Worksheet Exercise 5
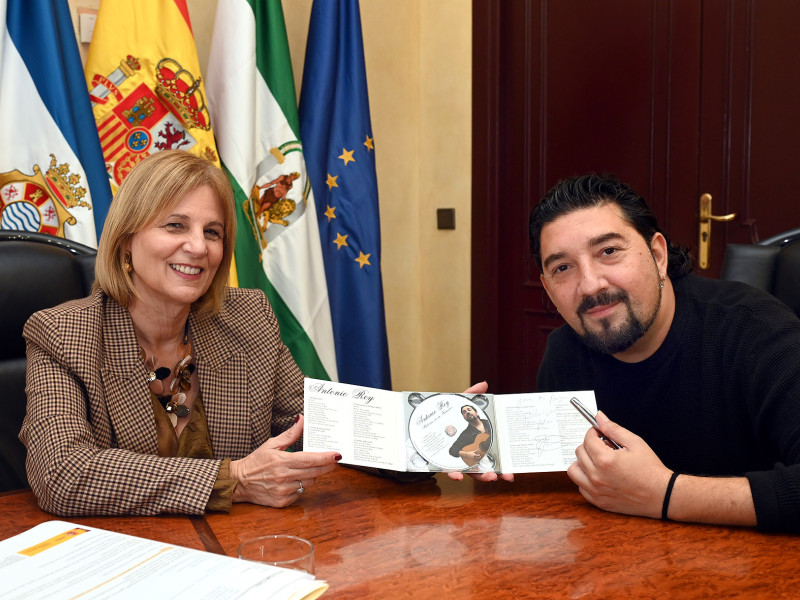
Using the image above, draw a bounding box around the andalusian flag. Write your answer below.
[84,0,220,195]
[206,0,337,380]
[0,0,111,245]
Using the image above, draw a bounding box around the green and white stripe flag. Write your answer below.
[207,0,337,380]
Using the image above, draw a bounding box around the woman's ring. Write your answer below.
[297,480,305,494]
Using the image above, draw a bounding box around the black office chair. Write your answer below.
[0,231,96,492]
[720,227,800,318]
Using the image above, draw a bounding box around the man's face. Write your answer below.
[461,406,479,423]
[538,203,669,358]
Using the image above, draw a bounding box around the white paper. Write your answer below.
[0,521,327,600]
[493,390,597,472]
[303,378,406,471]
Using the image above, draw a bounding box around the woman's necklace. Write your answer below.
[138,320,195,428]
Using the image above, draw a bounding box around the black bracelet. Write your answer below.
[661,471,679,521]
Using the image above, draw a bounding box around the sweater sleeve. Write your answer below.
[738,304,800,533]
[746,464,800,533]
[711,289,800,533]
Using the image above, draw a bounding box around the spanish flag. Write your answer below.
[84,0,219,195]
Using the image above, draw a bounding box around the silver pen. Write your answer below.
[570,397,623,450]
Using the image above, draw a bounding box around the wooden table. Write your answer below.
[2,468,799,599]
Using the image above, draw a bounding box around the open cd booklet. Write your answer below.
[302,378,599,473]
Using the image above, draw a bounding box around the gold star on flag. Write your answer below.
[324,205,337,221]
[326,173,339,189]
[338,148,355,165]
[355,251,371,268]
[333,233,349,249]
[364,135,374,151]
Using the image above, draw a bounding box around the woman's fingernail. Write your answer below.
[295,414,301,423]
[334,453,343,462]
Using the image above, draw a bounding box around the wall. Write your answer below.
[67,0,472,392]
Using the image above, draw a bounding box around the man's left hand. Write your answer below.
[446,381,515,483]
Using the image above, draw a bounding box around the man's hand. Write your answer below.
[567,411,672,518]
[446,381,515,483]
[463,381,489,394]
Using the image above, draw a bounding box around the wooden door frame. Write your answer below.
[471,1,501,386]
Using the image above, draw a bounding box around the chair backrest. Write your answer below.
[720,228,800,318]
[0,231,96,492]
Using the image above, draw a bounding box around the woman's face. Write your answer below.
[127,184,225,313]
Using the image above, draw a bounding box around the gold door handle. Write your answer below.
[698,193,736,269]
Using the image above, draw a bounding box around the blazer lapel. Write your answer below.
[101,298,159,454]
[191,310,252,459]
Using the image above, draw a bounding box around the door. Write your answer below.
[472,0,800,393]
[697,0,800,263]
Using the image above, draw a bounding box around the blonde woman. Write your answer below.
[21,151,339,516]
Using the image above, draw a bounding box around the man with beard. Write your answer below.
[449,405,493,466]
[529,174,800,534]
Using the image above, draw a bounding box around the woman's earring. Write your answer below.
[124,252,133,274]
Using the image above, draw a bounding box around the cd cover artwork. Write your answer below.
[303,377,600,474]
[404,392,496,472]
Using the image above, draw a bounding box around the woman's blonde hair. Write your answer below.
[94,150,236,316]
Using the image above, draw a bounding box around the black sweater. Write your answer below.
[538,274,800,533]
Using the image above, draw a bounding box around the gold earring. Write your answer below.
[124,252,133,274]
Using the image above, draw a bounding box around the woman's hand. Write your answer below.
[230,415,341,507]
[446,381,515,483]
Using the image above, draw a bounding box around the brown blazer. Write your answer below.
[20,288,303,516]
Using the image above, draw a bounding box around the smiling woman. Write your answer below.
[92,151,235,436]
[126,185,225,318]
[93,151,235,318]
[19,151,342,517]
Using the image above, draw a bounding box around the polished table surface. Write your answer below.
[2,468,799,599]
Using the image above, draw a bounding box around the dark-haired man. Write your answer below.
[448,405,493,466]
[531,173,800,533]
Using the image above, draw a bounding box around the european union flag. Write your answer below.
[299,0,391,389]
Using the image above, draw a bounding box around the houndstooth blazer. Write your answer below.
[20,288,304,516]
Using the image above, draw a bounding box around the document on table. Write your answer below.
[303,378,599,473]
[0,521,327,600]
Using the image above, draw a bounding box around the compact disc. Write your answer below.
[406,394,492,471]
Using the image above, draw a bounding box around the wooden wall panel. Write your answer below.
[473,0,702,392]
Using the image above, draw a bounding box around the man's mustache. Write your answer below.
[577,290,629,315]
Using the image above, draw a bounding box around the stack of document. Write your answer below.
[0,521,327,600]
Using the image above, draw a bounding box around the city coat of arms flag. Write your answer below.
[0,0,112,246]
